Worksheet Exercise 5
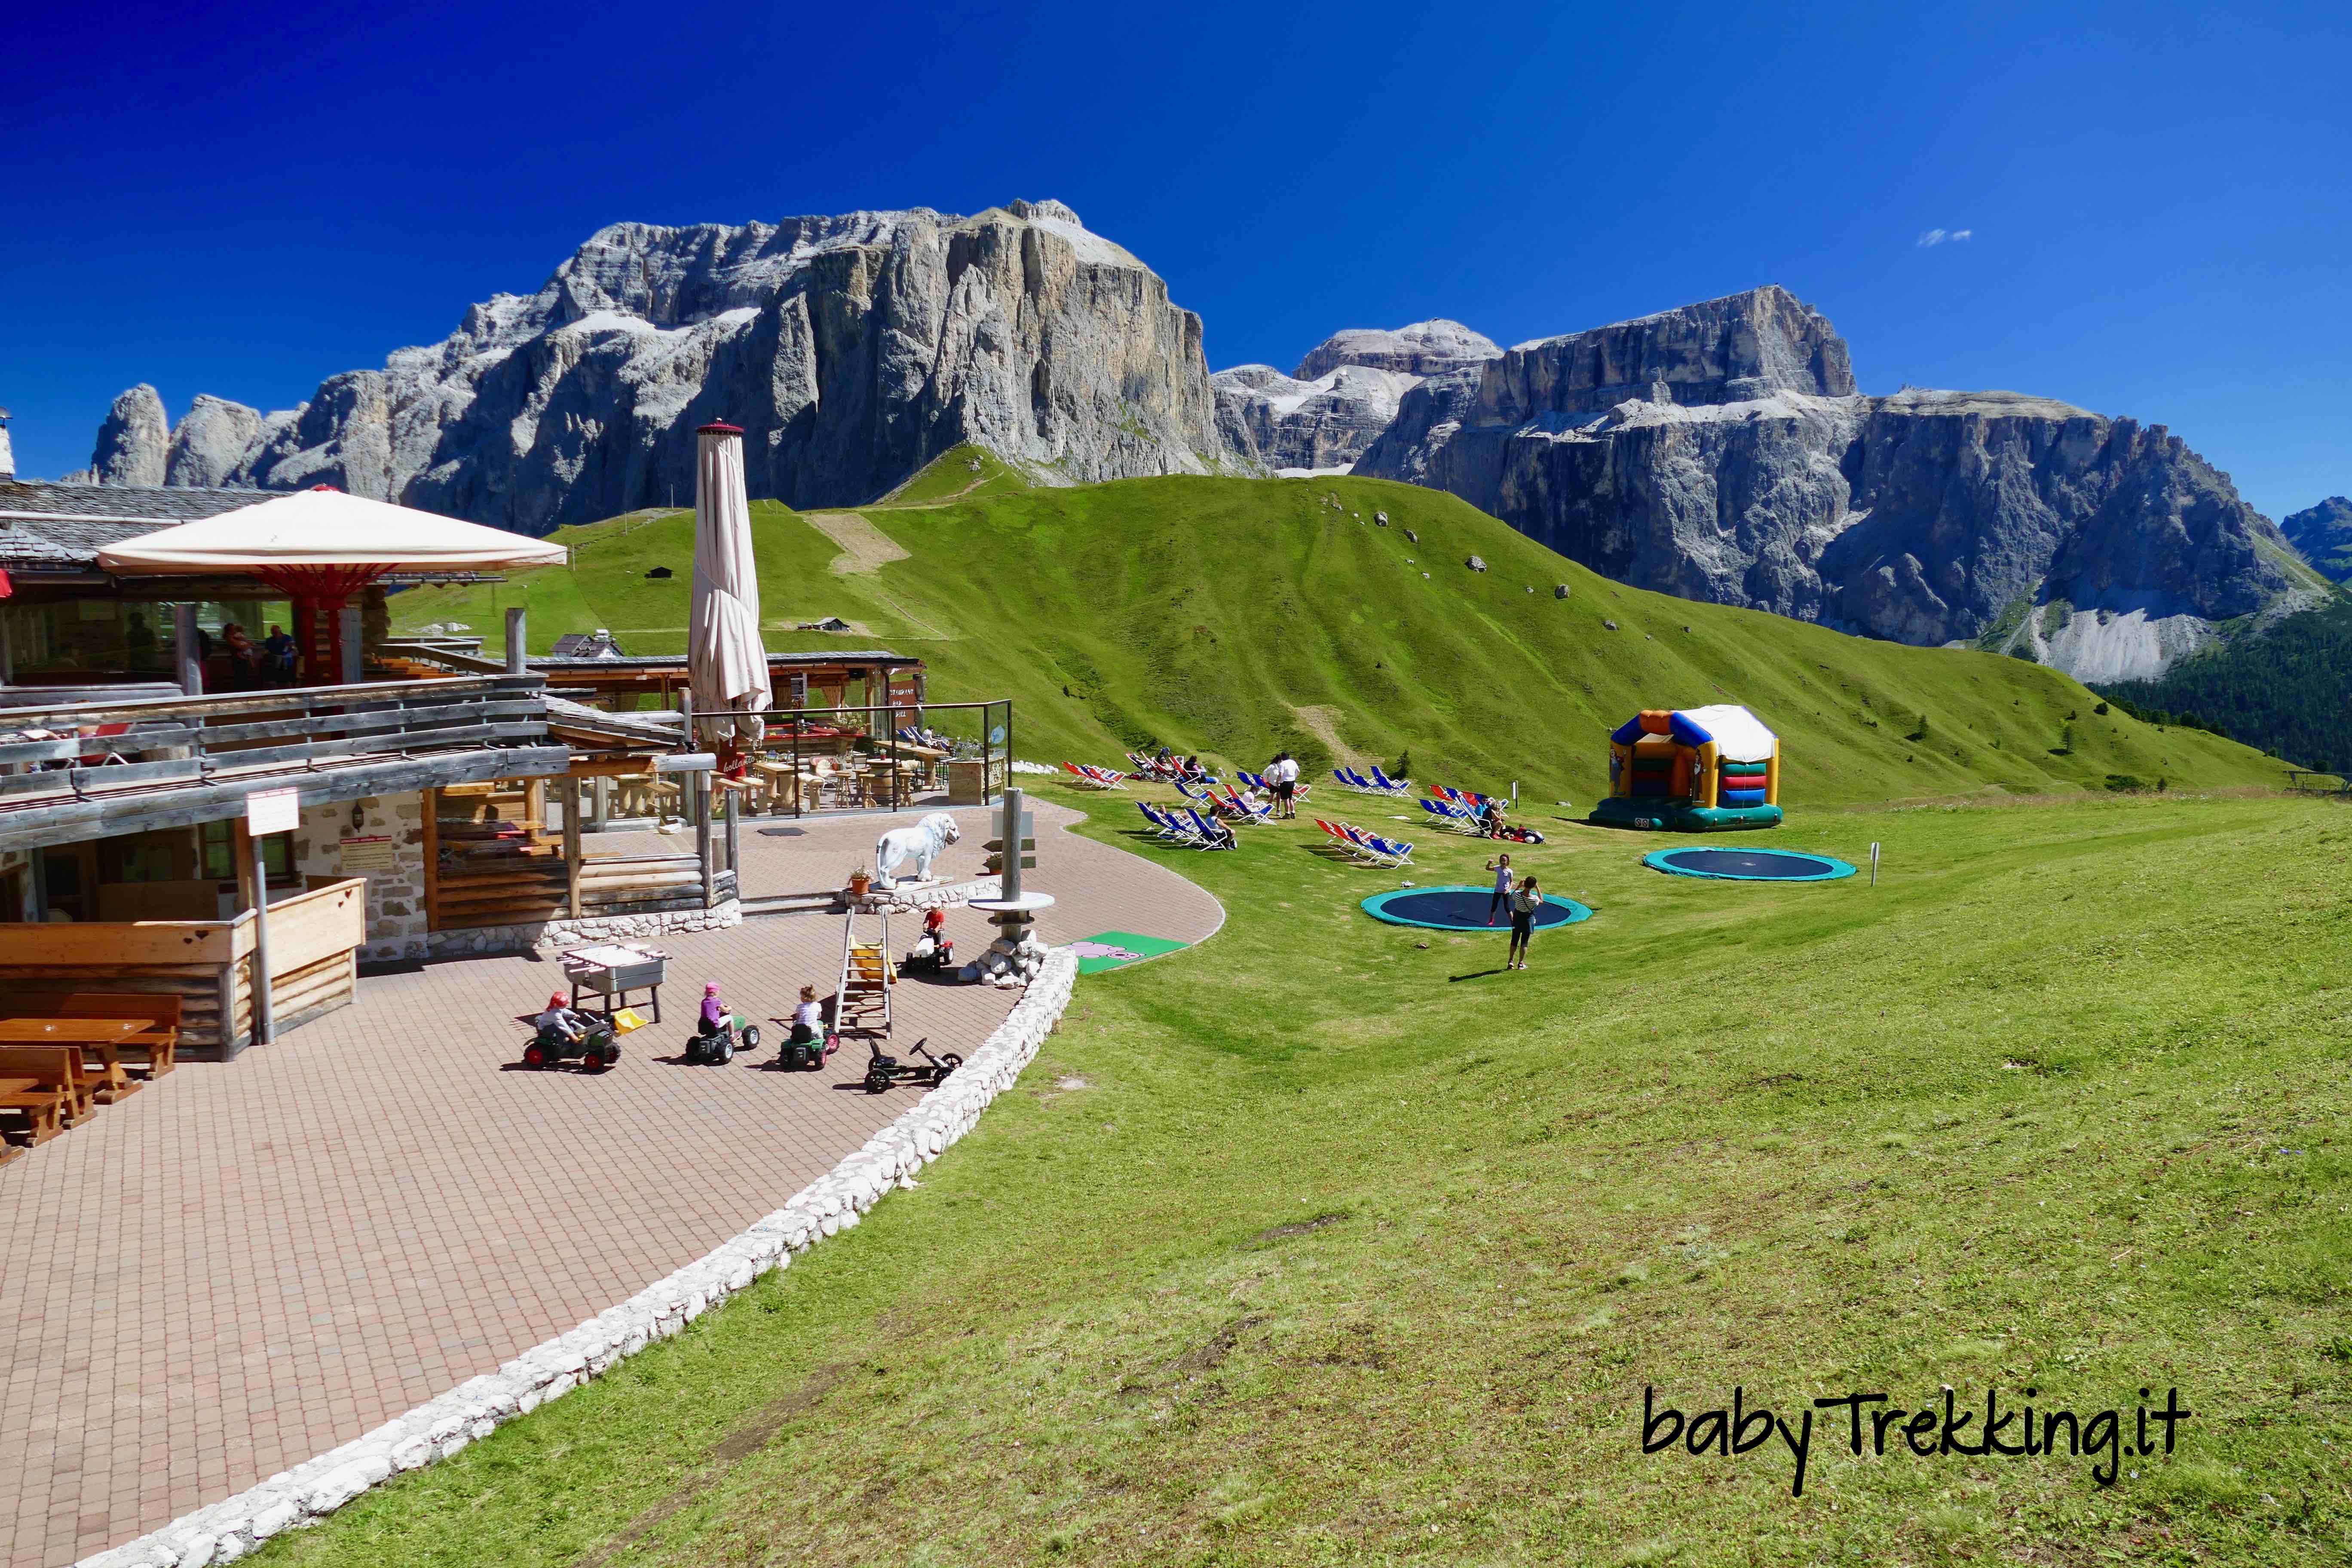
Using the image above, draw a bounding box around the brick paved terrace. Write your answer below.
[0,799,1220,1568]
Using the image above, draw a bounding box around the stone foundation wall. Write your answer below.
[81,947,1081,1568]
[424,900,742,959]
[292,793,427,963]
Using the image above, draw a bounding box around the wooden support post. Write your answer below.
[174,602,203,696]
[504,607,527,674]
[564,778,583,920]
[723,787,739,880]
[232,818,261,914]
[696,773,715,908]
[216,959,241,1059]
[524,777,547,835]
[339,605,363,686]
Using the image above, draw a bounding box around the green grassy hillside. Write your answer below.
[390,449,2282,805]
[268,789,2352,1566]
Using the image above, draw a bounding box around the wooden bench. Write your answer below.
[5,994,179,1078]
[0,1049,92,1144]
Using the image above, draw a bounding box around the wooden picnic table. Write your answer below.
[0,1018,147,1103]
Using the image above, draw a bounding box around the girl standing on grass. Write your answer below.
[1508,875,1543,970]
[1485,851,1513,925]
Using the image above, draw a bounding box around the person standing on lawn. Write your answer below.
[1485,851,1514,924]
[1270,751,1299,818]
[1507,874,1543,970]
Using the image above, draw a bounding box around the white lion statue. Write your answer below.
[875,812,961,888]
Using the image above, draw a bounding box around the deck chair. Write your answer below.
[1183,807,1235,849]
[1419,798,1473,833]
[1370,765,1411,794]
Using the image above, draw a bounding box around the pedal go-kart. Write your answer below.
[861,1036,962,1094]
[519,1014,629,1072]
[777,1028,836,1072]
[686,1011,761,1065]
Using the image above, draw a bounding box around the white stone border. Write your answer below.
[82,949,1081,1568]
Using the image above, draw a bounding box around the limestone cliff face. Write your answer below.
[90,385,171,486]
[1210,363,1423,472]
[1212,318,1499,473]
[1355,286,2294,682]
[1293,318,1500,380]
[164,394,273,488]
[96,199,1236,530]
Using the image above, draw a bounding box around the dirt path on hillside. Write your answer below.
[1292,704,1368,769]
[795,513,947,640]
[804,511,911,575]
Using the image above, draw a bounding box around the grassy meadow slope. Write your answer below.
[388,449,2281,806]
[269,788,2352,1567]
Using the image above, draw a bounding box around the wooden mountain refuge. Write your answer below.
[0,489,991,1076]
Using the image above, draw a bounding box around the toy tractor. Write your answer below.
[519,1013,631,1072]
[686,1010,761,1065]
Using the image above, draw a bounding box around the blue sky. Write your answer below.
[4,0,2345,516]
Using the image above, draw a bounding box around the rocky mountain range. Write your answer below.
[1353,286,2316,681]
[85,200,1234,531]
[83,206,2328,683]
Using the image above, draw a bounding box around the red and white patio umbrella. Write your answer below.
[96,486,567,683]
[687,421,770,766]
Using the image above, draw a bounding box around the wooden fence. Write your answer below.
[0,878,365,1059]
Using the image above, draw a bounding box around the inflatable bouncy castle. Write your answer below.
[1590,704,1782,832]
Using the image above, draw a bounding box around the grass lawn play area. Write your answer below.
[263,778,2352,1566]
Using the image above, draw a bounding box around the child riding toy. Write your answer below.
[520,992,628,1072]
[776,983,836,1071]
[686,982,762,1065]
[899,907,956,975]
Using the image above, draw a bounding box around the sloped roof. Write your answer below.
[0,480,283,572]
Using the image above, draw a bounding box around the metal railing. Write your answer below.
[703,698,1013,818]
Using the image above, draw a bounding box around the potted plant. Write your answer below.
[847,866,872,897]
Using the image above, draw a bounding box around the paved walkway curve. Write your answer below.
[0,799,1219,1568]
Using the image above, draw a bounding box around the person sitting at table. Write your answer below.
[535,992,591,1043]
[262,624,297,684]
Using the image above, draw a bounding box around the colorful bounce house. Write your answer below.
[1591,704,1782,832]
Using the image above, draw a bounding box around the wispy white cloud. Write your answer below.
[1916,227,1974,248]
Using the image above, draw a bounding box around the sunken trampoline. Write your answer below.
[1642,846,1855,881]
[1362,885,1594,931]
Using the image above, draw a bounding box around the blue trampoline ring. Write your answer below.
[1362,885,1594,930]
[1642,846,1856,882]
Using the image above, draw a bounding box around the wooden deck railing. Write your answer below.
[0,675,567,852]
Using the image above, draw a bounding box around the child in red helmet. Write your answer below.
[534,991,589,1041]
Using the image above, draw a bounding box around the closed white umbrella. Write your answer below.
[98,485,567,683]
[687,421,770,761]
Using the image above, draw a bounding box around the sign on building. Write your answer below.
[246,788,300,836]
